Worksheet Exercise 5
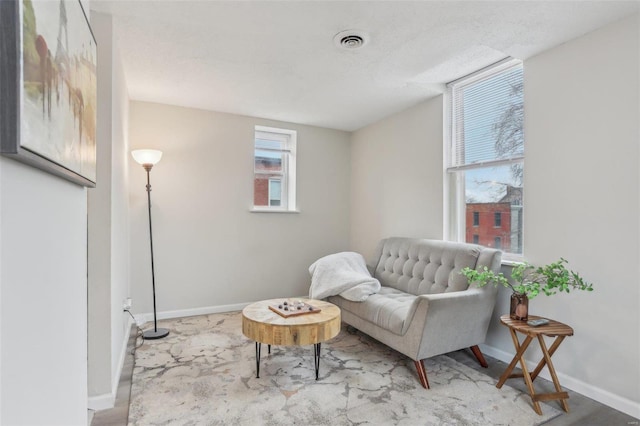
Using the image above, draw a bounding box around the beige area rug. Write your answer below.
[129,312,561,425]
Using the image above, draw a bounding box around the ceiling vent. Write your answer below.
[334,30,369,50]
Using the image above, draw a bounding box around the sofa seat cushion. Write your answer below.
[329,287,418,335]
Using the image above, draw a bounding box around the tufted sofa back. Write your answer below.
[370,237,502,296]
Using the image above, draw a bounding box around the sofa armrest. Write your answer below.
[366,239,385,276]
[404,287,497,359]
[418,286,496,309]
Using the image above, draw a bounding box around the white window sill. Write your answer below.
[250,208,300,214]
[501,256,525,267]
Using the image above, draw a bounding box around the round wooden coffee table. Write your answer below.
[242,298,340,380]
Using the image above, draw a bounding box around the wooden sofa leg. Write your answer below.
[414,359,430,389]
[470,345,488,368]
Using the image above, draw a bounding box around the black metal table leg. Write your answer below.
[314,343,321,380]
[256,341,323,380]
[255,342,261,378]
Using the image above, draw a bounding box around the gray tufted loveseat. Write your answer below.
[328,237,502,389]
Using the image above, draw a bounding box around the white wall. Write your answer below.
[88,12,131,409]
[0,159,88,425]
[350,97,444,259]
[128,102,351,316]
[110,15,131,395]
[88,12,113,401]
[486,14,639,413]
[0,0,92,422]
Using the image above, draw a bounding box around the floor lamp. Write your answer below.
[132,149,170,340]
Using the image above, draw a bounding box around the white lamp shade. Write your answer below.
[131,149,163,166]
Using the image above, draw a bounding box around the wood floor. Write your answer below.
[90,327,638,426]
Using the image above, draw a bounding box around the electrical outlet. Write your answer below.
[123,297,132,311]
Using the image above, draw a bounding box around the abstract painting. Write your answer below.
[0,0,97,187]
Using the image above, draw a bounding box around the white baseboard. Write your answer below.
[133,297,311,327]
[87,393,115,411]
[480,344,640,419]
[88,315,134,411]
[113,315,134,392]
[87,393,116,411]
[134,301,252,325]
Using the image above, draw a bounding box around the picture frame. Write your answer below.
[0,0,97,187]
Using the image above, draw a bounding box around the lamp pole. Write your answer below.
[143,164,168,339]
[132,149,169,340]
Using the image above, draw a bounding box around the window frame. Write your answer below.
[252,125,297,212]
[444,58,524,261]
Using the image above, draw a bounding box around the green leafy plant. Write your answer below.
[460,258,593,299]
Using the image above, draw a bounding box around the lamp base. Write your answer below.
[143,328,170,340]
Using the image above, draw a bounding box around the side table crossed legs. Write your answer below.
[497,328,570,415]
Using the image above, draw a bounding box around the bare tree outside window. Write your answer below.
[493,80,524,186]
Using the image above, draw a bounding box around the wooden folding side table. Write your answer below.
[496,314,573,415]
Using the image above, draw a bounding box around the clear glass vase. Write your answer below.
[510,293,529,321]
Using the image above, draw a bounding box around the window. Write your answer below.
[253,126,297,211]
[472,234,479,244]
[446,59,524,258]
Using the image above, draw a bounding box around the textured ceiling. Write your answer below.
[90,1,639,131]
